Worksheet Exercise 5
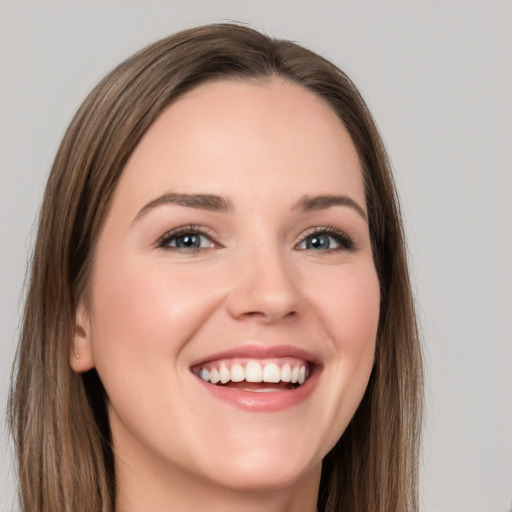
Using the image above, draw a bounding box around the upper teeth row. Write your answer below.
[198,361,309,385]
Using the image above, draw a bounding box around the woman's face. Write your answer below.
[74,79,380,496]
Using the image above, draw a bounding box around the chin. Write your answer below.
[202,454,321,494]
[186,427,325,493]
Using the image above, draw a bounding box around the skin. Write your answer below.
[71,78,380,512]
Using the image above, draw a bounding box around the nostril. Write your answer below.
[224,253,302,321]
[239,309,298,323]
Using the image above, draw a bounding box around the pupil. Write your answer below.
[308,235,329,249]
[176,234,200,248]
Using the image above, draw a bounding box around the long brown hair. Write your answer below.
[9,23,423,512]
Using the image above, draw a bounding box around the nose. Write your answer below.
[226,246,301,323]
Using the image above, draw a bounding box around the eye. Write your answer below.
[158,226,218,251]
[296,228,354,251]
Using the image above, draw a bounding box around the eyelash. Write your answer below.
[157,224,355,254]
[295,227,355,252]
[157,225,219,252]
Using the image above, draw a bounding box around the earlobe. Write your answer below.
[70,300,95,373]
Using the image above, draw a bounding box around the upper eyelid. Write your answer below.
[157,225,220,247]
[155,224,353,248]
[295,226,349,242]
[294,226,355,251]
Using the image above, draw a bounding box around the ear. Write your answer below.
[70,299,95,373]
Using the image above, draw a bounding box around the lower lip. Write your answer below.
[194,370,320,412]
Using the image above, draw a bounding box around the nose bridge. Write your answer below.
[227,238,301,322]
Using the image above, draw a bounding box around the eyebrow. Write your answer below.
[294,194,367,220]
[134,192,367,222]
[134,193,234,222]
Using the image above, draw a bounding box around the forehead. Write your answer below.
[116,78,364,207]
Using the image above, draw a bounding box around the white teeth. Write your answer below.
[281,363,291,382]
[230,363,245,382]
[210,367,220,384]
[245,361,263,382]
[262,362,281,383]
[219,363,230,384]
[291,366,299,384]
[196,360,310,387]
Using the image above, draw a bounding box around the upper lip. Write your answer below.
[189,344,321,368]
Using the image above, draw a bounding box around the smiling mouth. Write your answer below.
[192,359,312,392]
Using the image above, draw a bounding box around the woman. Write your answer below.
[9,23,423,512]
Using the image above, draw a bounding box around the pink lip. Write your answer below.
[194,369,320,412]
[189,344,320,367]
[190,344,321,412]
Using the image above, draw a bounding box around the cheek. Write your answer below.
[311,262,380,352]
[331,266,379,387]
[87,256,225,387]
[305,262,379,437]
[343,270,380,350]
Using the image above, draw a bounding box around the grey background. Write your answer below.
[1,2,511,510]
